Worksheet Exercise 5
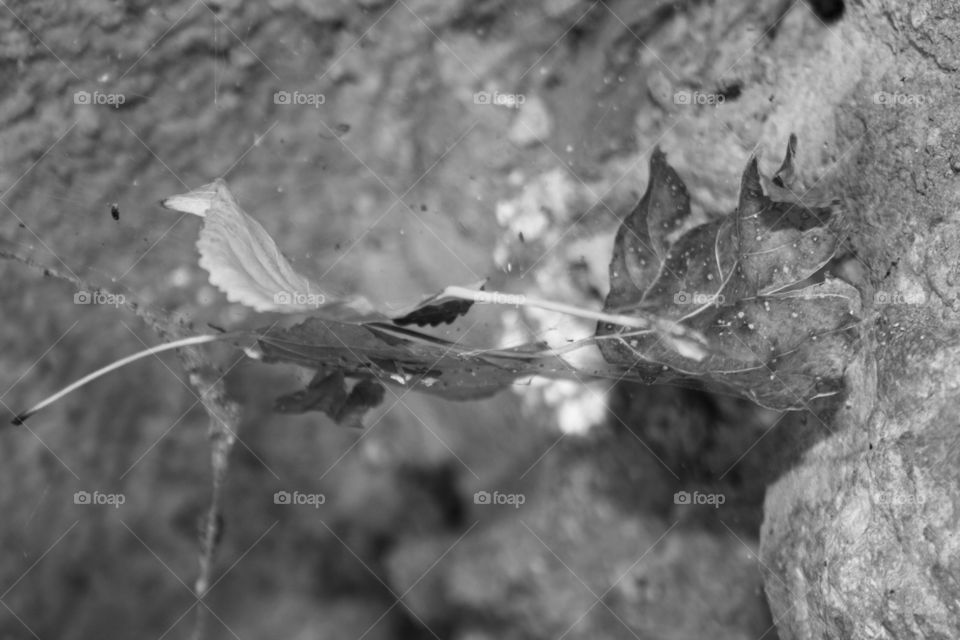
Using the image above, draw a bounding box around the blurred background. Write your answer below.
[0,1,852,638]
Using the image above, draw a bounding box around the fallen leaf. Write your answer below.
[162,180,382,320]
[596,139,861,410]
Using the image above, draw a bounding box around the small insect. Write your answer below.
[110,203,119,221]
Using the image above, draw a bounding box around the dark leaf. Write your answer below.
[336,379,386,428]
[392,297,475,327]
[773,133,797,188]
[597,139,861,410]
[274,370,348,415]
[274,369,386,428]
[253,314,678,413]
[256,319,569,404]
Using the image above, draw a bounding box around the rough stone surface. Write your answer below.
[762,330,960,639]
[760,2,960,638]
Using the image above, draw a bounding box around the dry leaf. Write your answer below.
[162,180,382,321]
[597,139,862,410]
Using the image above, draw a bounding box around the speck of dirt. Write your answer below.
[718,82,742,101]
[805,0,844,22]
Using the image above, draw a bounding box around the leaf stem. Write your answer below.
[442,285,655,329]
[440,285,709,359]
[11,334,231,425]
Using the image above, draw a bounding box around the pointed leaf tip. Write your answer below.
[774,134,798,188]
[742,155,761,189]
[738,156,766,217]
[161,180,231,218]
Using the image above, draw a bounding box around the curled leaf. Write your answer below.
[392,298,475,327]
[391,284,485,327]
[274,369,385,428]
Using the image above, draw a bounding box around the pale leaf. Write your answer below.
[162,180,382,320]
